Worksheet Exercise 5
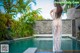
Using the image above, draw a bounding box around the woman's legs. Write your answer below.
[53,25,61,52]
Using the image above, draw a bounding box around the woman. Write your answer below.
[50,3,66,52]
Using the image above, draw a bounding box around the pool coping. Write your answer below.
[0,36,36,43]
[0,35,80,43]
[68,36,80,42]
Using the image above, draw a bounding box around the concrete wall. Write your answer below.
[67,8,80,19]
[75,18,80,35]
[67,8,75,19]
[34,20,72,34]
[67,8,80,37]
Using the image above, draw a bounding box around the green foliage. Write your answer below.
[54,0,80,12]
[0,0,44,40]
[26,8,44,20]
[64,0,80,12]
[11,8,42,38]
[14,0,36,14]
[0,0,17,15]
[10,0,42,38]
[0,0,36,15]
[11,16,35,38]
[0,13,7,36]
[34,15,44,20]
[0,12,12,40]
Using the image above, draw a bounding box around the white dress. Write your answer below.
[52,7,62,52]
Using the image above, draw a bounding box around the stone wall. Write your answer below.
[34,20,72,34]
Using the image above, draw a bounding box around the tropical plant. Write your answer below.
[11,8,42,38]
[0,0,44,39]
[0,0,17,15]
[0,12,7,40]
[0,12,13,40]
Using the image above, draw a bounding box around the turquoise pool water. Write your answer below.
[0,37,80,53]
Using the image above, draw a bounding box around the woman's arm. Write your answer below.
[50,9,56,20]
[50,9,54,18]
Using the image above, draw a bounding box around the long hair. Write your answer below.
[55,3,63,18]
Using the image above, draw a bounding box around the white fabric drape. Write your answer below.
[52,20,62,52]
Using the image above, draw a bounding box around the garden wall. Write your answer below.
[34,19,72,34]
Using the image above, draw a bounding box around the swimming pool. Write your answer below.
[0,37,80,53]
